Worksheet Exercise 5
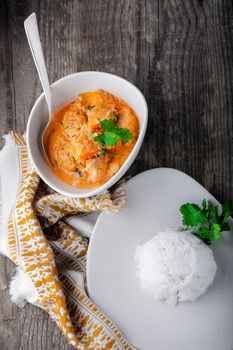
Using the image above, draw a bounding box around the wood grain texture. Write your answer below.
[0,0,233,349]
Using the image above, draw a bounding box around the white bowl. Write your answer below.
[27,71,148,198]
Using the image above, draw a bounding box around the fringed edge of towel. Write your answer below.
[2,133,16,145]
[9,266,39,308]
[9,267,28,308]
[95,179,127,212]
[110,178,127,211]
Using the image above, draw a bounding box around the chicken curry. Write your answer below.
[44,90,139,189]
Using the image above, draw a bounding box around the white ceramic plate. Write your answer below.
[87,168,233,350]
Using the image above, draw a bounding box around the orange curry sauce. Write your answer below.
[44,90,139,189]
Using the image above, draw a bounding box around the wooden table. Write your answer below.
[0,0,233,349]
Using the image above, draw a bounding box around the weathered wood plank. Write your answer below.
[147,0,233,206]
[0,0,16,146]
[0,0,233,349]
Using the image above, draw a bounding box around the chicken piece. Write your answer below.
[55,146,76,172]
[87,104,117,131]
[79,90,115,108]
[72,132,100,162]
[53,134,76,172]
[72,141,100,162]
[108,161,120,177]
[78,91,103,109]
[117,105,139,136]
[62,104,87,139]
[79,90,117,131]
[85,157,109,183]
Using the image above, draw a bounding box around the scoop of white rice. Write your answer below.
[135,229,217,306]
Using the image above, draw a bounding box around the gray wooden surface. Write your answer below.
[0,0,233,349]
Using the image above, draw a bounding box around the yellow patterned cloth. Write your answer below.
[1,132,135,350]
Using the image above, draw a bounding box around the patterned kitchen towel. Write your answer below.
[0,132,135,350]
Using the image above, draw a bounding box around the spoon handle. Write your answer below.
[24,13,53,117]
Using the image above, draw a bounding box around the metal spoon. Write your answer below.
[24,12,53,161]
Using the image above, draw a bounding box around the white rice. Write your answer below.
[135,229,217,306]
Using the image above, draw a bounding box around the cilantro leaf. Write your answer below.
[100,119,116,132]
[118,128,134,143]
[221,203,233,220]
[212,223,221,241]
[94,132,121,147]
[179,203,207,227]
[202,199,207,209]
[194,227,212,245]
[94,118,134,147]
[180,199,232,245]
[219,222,230,231]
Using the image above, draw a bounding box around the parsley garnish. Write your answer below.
[87,105,95,110]
[94,118,134,147]
[180,199,232,244]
